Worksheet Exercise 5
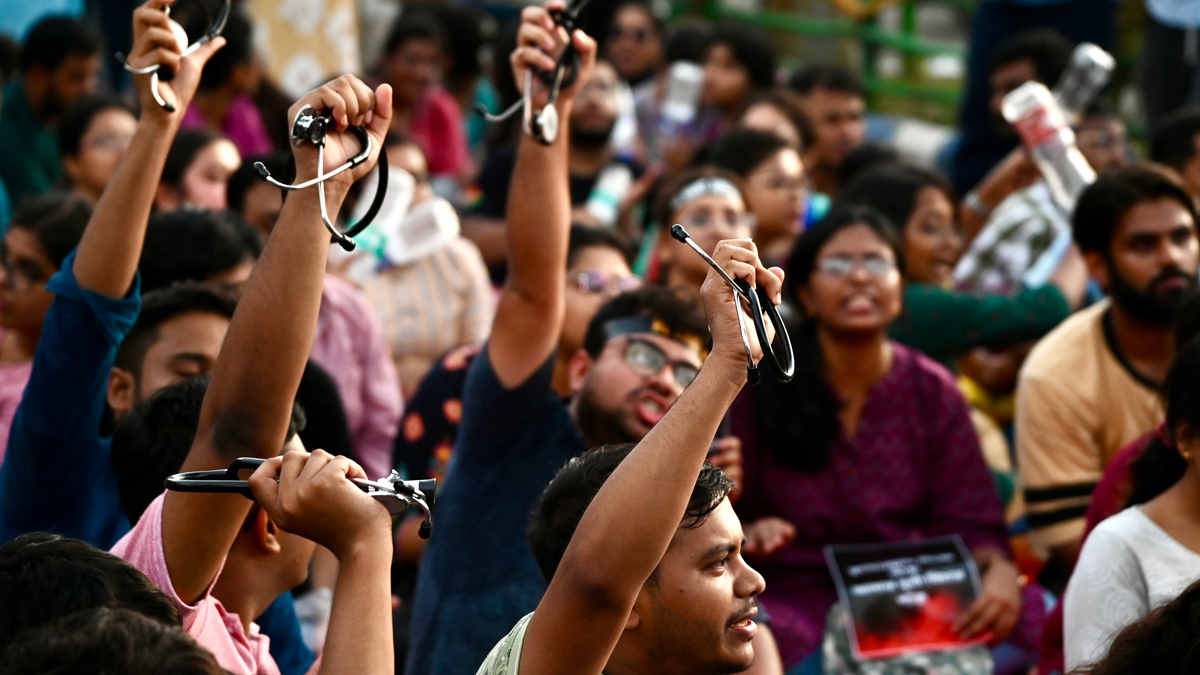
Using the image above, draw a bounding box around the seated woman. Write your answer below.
[1063,335,1200,671]
[1069,578,1200,675]
[707,128,807,266]
[649,166,752,304]
[154,128,241,212]
[731,206,1039,673]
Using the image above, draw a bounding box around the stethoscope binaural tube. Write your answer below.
[118,0,232,113]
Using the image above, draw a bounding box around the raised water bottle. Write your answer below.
[1053,43,1116,125]
[1002,81,1096,212]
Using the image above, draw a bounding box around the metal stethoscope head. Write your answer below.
[670,224,795,385]
[252,105,389,252]
[477,0,592,145]
[118,0,232,112]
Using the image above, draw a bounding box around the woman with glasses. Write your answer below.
[650,166,754,304]
[708,128,808,266]
[57,95,138,205]
[0,191,92,467]
[731,206,1040,674]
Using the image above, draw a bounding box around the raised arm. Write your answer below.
[162,77,392,604]
[488,2,596,388]
[521,241,784,675]
[74,0,223,298]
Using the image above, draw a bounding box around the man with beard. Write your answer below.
[1016,163,1200,586]
[464,60,637,273]
[0,17,103,203]
[403,11,718,674]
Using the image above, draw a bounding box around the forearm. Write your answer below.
[561,357,745,599]
[320,536,394,675]
[73,113,177,297]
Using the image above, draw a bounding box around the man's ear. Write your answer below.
[250,507,283,555]
[567,348,594,395]
[107,367,136,420]
[1083,249,1110,291]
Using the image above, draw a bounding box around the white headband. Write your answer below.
[669,177,741,213]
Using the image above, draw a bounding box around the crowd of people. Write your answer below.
[2,1,1200,674]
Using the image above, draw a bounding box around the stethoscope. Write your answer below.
[166,457,436,539]
[118,0,231,113]
[671,224,795,385]
[477,0,594,145]
[253,105,389,251]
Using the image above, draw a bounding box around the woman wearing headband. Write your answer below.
[651,167,753,304]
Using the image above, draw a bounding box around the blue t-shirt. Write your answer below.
[0,253,314,675]
[406,347,584,675]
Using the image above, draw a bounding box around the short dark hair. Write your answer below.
[787,63,866,99]
[385,12,446,57]
[114,282,240,377]
[664,21,710,64]
[196,7,253,92]
[1150,105,1200,174]
[19,17,103,73]
[741,87,814,149]
[0,533,180,654]
[1075,577,1200,675]
[567,224,632,269]
[654,165,747,228]
[228,152,288,217]
[57,95,134,159]
[139,210,261,293]
[582,285,709,358]
[9,191,92,269]
[987,28,1072,86]
[527,443,733,582]
[704,25,776,89]
[0,607,221,675]
[836,142,901,189]
[162,128,227,191]
[1072,163,1198,254]
[111,375,308,524]
[838,162,955,238]
[707,128,792,178]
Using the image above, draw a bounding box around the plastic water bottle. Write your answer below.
[585,163,634,227]
[658,61,703,140]
[1002,81,1096,212]
[1053,43,1116,125]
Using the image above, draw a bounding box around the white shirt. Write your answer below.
[1063,506,1200,670]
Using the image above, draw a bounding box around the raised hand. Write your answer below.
[511,0,597,110]
[126,0,225,117]
[743,517,797,557]
[699,239,785,374]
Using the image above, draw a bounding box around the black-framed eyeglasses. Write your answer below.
[815,254,896,278]
[0,243,51,290]
[623,337,699,388]
[575,270,642,295]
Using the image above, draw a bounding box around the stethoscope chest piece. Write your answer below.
[532,106,558,146]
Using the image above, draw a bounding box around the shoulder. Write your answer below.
[1021,301,1108,381]
[476,612,534,675]
[1081,508,1151,557]
[891,343,962,397]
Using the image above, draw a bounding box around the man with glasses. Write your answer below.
[405,9,715,674]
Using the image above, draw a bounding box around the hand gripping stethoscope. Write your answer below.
[252,105,389,252]
[118,0,231,113]
[477,0,595,145]
[166,457,437,539]
[671,225,795,385]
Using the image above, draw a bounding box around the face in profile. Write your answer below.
[64,107,138,201]
[901,186,961,286]
[799,222,904,336]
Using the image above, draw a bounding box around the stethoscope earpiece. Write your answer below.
[671,224,795,384]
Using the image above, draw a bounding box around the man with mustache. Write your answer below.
[1016,163,1200,589]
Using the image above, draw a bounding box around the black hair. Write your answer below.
[1074,577,1200,675]
[753,205,903,472]
[987,28,1072,86]
[111,374,307,523]
[425,6,492,84]
[0,532,180,654]
[161,128,227,192]
[653,165,747,228]
[787,62,867,99]
[138,209,261,293]
[664,21,710,64]
[0,34,18,83]
[1150,105,1200,174]
[195,6,253,92]
[836,142,901,190]
[8,191,92,269]
[114,282,240,378]
[19,16,103,73]
[1125,292,1200,508]
[385,11,446,57]
[612,0,665,35]
[741,87,814,149]
[582,285,709,358]
[57,95,134,158]
[1072,163,1198,255]
[707,128,792,179]
[227,152,288,217]
[0,607,221,675]
[838,162,956,246]
[703,24,776,89]
[527,443,733,583]
[568,224,633,269]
